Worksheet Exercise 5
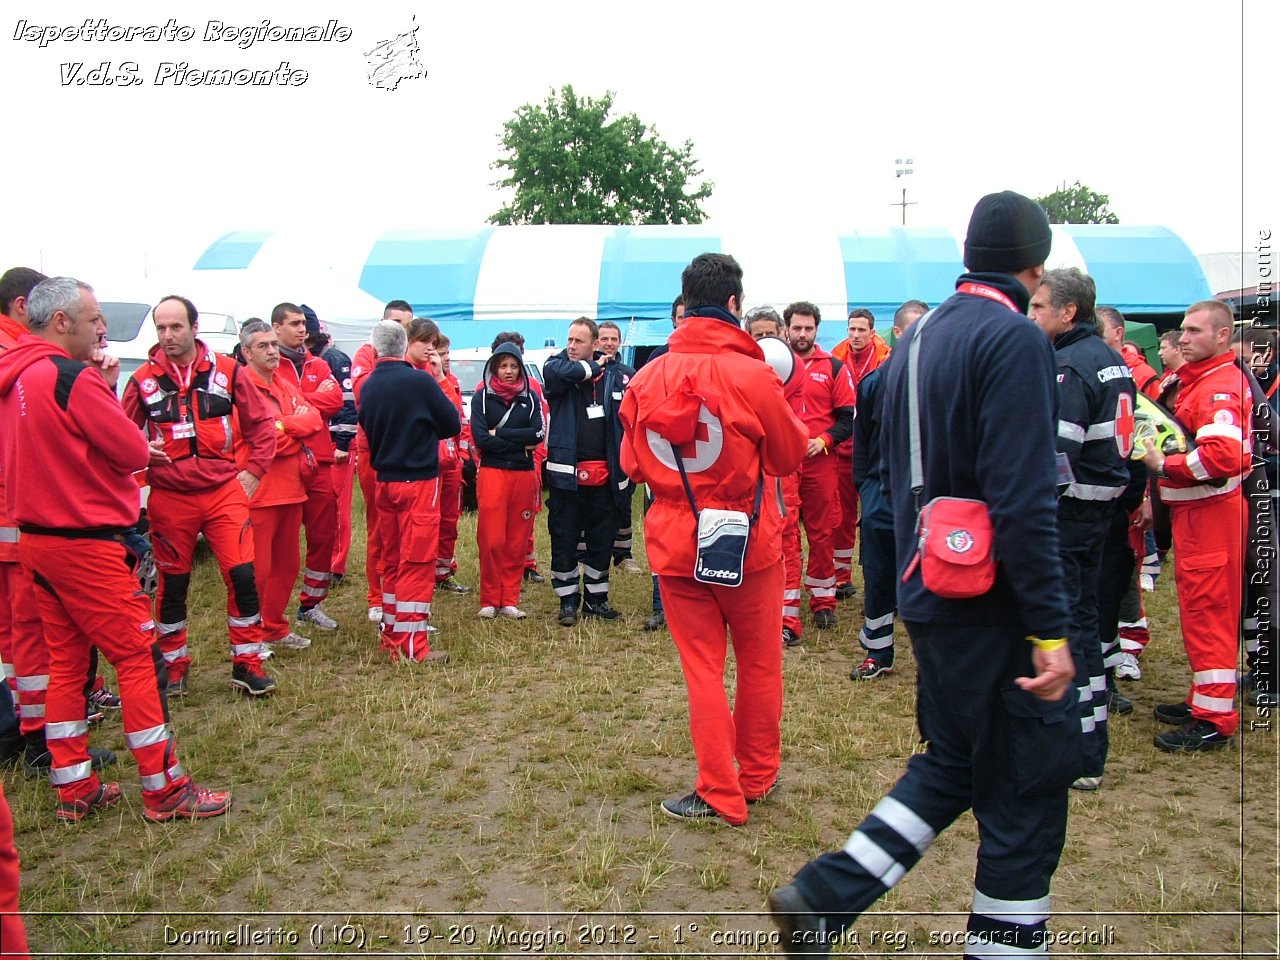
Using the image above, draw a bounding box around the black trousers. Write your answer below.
[548,485,614,608]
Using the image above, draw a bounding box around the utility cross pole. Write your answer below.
[892,158,917,225]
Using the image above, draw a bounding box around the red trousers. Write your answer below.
[376,479,441,662]
[778,474,804,637]
[330,451,357,576]
[22,535,188,805]
[150,479,266,678]
[476,467,538,609]
[250,501,304,642]
[436,462,464,582]
[1171,493,1244,735]
[833,451,858,586]
[0,782,28,959]
[663,563,784,826]
[297,463,336,609]
[797,454,839,613]
[357,448,384,608]
[0,560,47,738]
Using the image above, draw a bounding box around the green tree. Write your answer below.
[1035,181,1120,224]
[489,85,714,225]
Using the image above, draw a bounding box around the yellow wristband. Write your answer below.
[1027,636,1068,652]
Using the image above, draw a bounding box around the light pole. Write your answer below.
[892,158,917,225]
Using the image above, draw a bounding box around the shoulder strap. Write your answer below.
[907,309,936,504]
[674,445,764,524]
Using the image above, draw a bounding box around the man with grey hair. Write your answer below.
[1029,267,1136,790]
[0,277,231,822]
[356,320,461,663]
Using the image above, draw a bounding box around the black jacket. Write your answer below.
[357,359,461,482]
[881,272,1069,638]
[321,344,357,452]
[1053,323,1134,503]
[471,343,544,471]
[542,349,635,509]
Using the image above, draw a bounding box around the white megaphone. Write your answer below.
[757,335,797,385]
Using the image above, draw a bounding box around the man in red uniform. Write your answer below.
[0,266,120,772]
[621,254,807,825]
[0,277,230,822]
[352,300,414,622]
[122,296,278,697]
[829,308,890,599]
[1100,306,1161,400]
[784,302,856,631]
[243,320,324,650]
[271,303,343,631]
[430,332,471,595]
[1145,299,1252,751]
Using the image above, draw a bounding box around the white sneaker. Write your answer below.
[1071,775,1102,791]
[498,606,527,619]
[477,606,497,619]
[1139,574,1155,592]
[298,606,338,630]
[274,632,312,650]
[367,606,383,622]
[1115,652,1142,681]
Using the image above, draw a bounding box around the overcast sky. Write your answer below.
[2,1,1274,289]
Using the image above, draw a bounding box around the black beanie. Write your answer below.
[963,191,1052,274]
[299,303,322,336]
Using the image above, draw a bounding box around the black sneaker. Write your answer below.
[782,627,803,648]
[25,746,117,778]
[1248,688,1278,708]
[644,611,666,631]
[814,609,838,630]
[1154,719,1234,753]
[523,569,546,584]
[768,883,831,957]
[558,603,579,627]
[835,582,858,600]
[230,663,277,697]
[1154,702,1192,725]
[583,600,622,622]
[660,791,718,820]
[1107,689,1134,715]
[851,656,894,681]
[437,577,472,595]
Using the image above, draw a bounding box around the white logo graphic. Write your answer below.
[365,17,426,92]
[646,404,723,473]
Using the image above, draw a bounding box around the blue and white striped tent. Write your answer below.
[191,224,1210,350]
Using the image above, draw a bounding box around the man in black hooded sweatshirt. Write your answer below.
[770,192,1077,957]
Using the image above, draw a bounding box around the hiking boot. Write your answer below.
[835,582,858,600]
[56,782,124,823]
[230,663,277,697]
[498,606,527,619]
[26,746,117,778]
[814,609,838,630]
[768,883,830,957]
[166,675,187,698]
[1071,775,1103,791]
[851,656,894,681]
[615,557,643,574]
[437,577,472,594]
[1154,701,1192,725]
[1154,719,1234,753]
[583,600,622,622]
[1114,652,1142,681]
[1107,688,1134,715]
[558,603,579,627]
[270,632,312,650]
[297,605,338,630]
[782,627,803,648]
[644,611,666,631]
[367,605,383,622]
[477,606,497,619]
[143,782,233,822]
[660,791,719,821]
[523,569,545,584]
[87,681,122,711]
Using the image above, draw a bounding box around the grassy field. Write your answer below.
[5,488,1277,958]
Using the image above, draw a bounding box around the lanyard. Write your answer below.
[956,282,1019,313]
